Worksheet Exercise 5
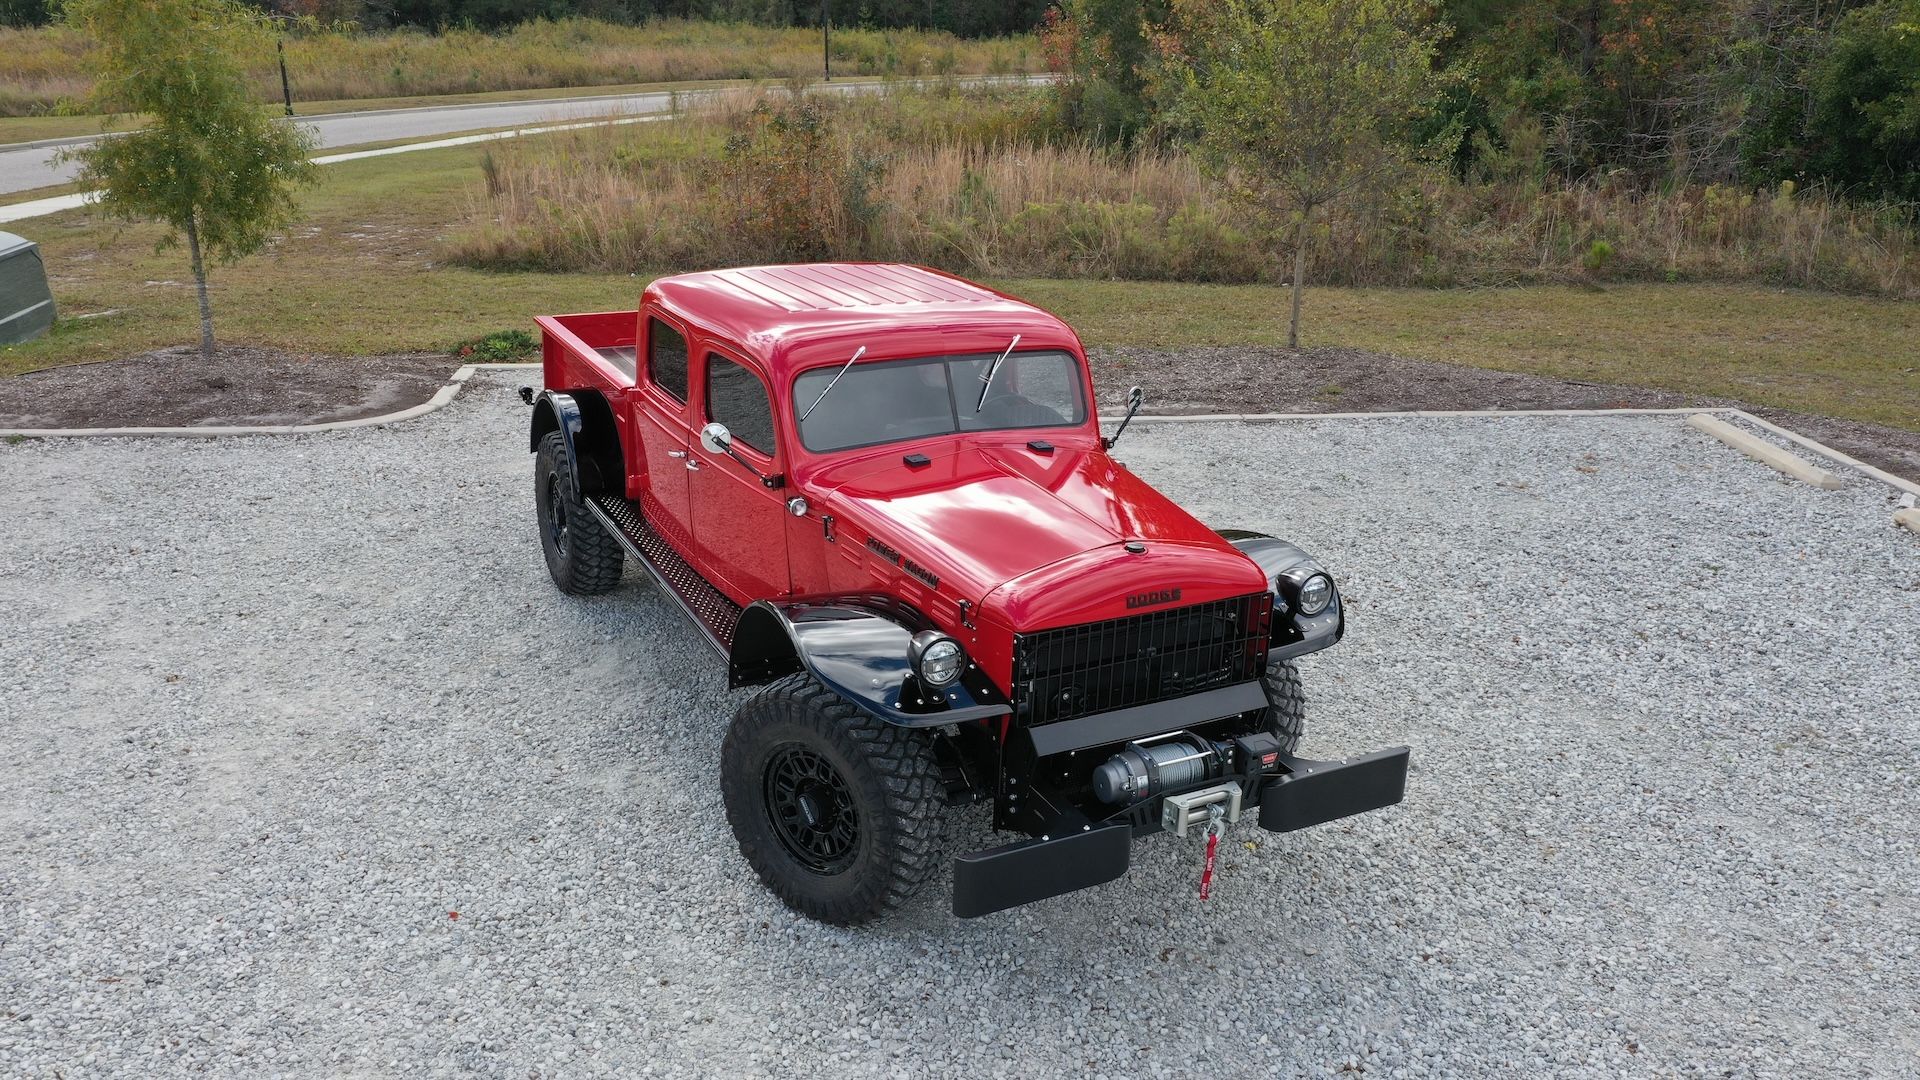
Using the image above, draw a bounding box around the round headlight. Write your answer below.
[910,631,966,687]
[1296,573,1334,616]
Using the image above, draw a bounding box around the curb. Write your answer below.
[3,132,100,152]
[6,377,1916,502]
[0,362,537,439]
[1107,406,1920,498]
[1685,412,1845,490]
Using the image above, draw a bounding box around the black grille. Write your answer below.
[1012,593,1271,727]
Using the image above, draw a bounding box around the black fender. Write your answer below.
[730,596,1012,729]
[1218,529,1345,661]
[528,389,622,498]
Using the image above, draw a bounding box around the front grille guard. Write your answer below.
[1011,593,1272,727]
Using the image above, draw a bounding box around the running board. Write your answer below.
[586,495,743,657]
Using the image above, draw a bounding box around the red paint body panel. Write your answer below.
[536,264,1270,692]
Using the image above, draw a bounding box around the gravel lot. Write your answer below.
[3,378,1917,1078]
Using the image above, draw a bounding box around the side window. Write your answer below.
[706,354,776,458]
[647,317,688,401]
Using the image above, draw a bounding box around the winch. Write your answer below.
[1090,732,1225,804]
[1090,729,1289,805]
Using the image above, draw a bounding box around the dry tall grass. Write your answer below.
[447,88,1918,298]
[0,18,1038,117]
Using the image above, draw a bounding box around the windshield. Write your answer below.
[793,349,1088,453]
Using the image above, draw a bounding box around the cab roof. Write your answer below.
[644,263,1082,379]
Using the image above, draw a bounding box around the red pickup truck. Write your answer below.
[524,263,1407,923]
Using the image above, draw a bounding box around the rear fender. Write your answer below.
[730,598,1011,729]
[528,389,621,498]
[1218,529,1344,660]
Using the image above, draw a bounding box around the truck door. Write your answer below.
[630,314,696,558]
[689,349,789,602]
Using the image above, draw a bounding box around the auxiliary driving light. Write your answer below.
[909,631,966,686]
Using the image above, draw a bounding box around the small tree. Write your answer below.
[60,0,316,361]
[1162,0,1445,347]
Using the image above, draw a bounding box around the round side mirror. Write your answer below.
[699,422,732,455]
[1127,385,1144,407]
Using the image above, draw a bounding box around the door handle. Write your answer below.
[666,450,687,459]
[684,458,701,470]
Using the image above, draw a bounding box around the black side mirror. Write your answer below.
[1104,385,1145,450]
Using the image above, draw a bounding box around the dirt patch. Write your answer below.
[0,346,461,429]
[1090,345,1920,485]
[3,340,1913,487]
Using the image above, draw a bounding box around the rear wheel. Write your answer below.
[1261,657,1306,755]
[721,674,944,924]
[534,431,623,595]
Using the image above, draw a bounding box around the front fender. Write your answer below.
[730,598,1012,729]
[1218,530,1345,661]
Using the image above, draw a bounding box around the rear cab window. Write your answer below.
[706,353,776,458]
[647,317,689,402]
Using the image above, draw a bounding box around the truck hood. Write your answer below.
[814,441,1268,628]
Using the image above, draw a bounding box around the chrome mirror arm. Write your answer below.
[700,422,784,489]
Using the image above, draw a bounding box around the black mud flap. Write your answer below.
[952,823,1132,919]
[1258,746,1410,833]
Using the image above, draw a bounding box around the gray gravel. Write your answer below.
[3,379,1918,1078]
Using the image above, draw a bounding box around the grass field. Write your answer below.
[3,135,1915,433]
[0,18,1036,118]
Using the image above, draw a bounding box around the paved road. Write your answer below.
[0,75,1041,197]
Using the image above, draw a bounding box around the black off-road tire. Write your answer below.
[721,674,945,925]
[1262,658,1306,755]
[534,431,623,595]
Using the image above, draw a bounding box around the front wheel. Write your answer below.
[1261,657,1306,755]
[533,431,623,595]
[721,674,945,924]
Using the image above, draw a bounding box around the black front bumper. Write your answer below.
[951,746,1410,919]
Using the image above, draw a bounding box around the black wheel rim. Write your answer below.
[764,746,859,874]
[543,473,568,555]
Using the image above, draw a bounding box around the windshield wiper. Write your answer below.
[799,345,866,422]
[974,334,1021,413]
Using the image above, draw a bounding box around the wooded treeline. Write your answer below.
[1051,0,1920,202]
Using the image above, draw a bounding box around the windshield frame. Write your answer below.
[787,348,1091,455]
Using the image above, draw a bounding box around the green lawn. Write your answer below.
[4,134,1915,432]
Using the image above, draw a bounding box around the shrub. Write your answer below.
[711,98,890,263]
[445,86,1919,298]
[454,329,538,360]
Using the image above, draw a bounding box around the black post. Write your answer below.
[278,40,294,117]
[821,0,830,81]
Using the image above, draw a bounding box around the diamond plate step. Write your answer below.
[587,495,743,656]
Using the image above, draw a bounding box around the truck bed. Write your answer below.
[536,310,640,389]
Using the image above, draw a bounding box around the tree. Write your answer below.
[1045,0,1174,145]
[1799,0,1920,200]
[59,0,317,361]
[1161,0,1445,347]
